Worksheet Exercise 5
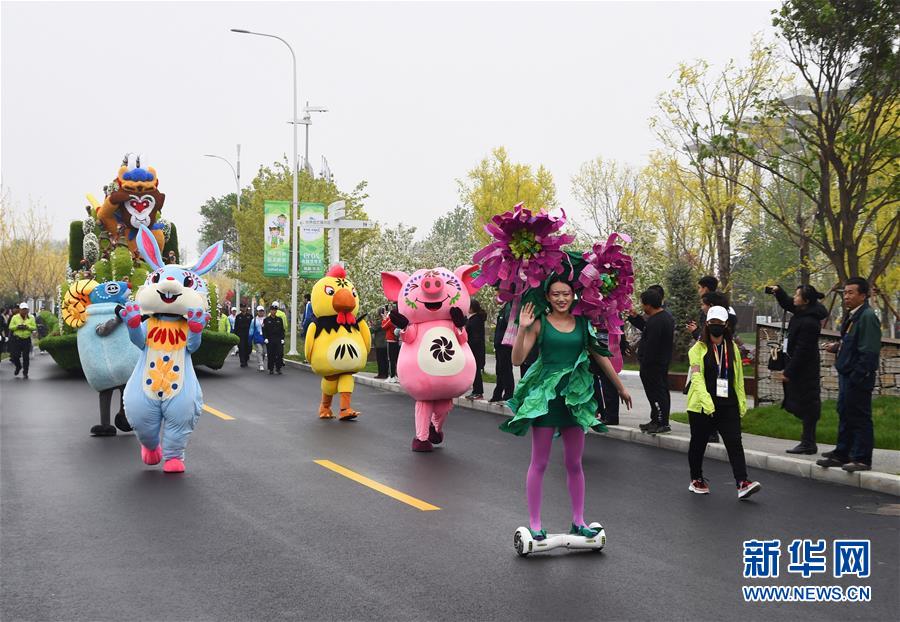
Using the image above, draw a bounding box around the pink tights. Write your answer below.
[526,426,586,531]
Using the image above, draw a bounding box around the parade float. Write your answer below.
[40,155,238,372]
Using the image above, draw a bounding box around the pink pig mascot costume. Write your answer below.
[382,266,481,451]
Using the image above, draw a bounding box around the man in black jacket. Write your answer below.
[489,302,515,403]
[233,305,253,368]
[818,278,882,472]
[263,303,286,375]
[631,289,675,434]
[464,301,487,399]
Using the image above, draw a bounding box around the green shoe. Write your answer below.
[569,523,599,538]
[529,528,547,541]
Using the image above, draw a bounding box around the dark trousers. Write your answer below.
[795,406,820,447]
[375,347,389,378]
[491,344,515,401]
[10,336,31,374]
[387,342,400,378]
[99,386,128,428]
[834,374,874,465]
[472,364,484,395]
[266,340,284,371]
[640,365,670,425]
[688,404,748,483]
[238,336,251,365]
[594,372,619,424]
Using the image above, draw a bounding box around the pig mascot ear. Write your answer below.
[381,271,409,302]
[455,265,481,295]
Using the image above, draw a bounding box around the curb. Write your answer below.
[284,359,900,497]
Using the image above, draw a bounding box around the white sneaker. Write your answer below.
[689,479,710,494]
[258,366,264,372]
[737,480,761,500]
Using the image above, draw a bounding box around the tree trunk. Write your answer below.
[716,227,731,291]
[799,237,810,286]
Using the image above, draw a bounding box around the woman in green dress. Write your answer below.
[502,276,632,540]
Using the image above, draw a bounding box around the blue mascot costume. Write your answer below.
[63,279,141,436]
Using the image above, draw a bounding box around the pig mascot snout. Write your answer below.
[381,265,481,451]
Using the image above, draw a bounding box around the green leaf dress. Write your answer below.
[500,315,610,436]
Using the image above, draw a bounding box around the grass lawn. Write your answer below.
[737,332,756,344]
[670,396,899,450]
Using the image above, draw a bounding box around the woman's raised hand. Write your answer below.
[519,302,536,329]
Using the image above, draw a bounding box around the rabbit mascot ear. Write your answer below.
[135,225,223,274]
[135,225,165,270]
[190,240,224,275]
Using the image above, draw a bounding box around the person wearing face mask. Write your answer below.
[767,284,829,454]
[690,291,734,445]
[685,306,762,499]
[502,275,632,542]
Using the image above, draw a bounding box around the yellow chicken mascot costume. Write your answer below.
[305,264,371,420]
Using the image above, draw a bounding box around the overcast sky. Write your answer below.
[2,0,779,262]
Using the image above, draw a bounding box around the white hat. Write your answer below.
[707,306,729,323]
[256,305,265,311]
[19,302,29,309]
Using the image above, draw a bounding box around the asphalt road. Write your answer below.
[1,355,898,621]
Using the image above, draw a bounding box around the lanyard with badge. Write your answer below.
[713,342,729,398]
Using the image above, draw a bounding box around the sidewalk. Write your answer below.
[310,358,899,496]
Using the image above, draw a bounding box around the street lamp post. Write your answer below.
[231,28,301,355]
[203,144,241,307]
[298,102,328,173]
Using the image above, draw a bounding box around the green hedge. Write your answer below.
[193,329,239,369]
[38,333,82,373]
[39,328,238,373]
[69,221,85,271]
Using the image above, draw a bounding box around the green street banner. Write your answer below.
[299,202,326,279]
[263,200,290,277]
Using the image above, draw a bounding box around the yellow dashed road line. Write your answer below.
[314,459,440,511]
[203,405,235,420]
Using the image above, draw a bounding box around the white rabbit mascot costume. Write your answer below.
[120,225,223,473]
